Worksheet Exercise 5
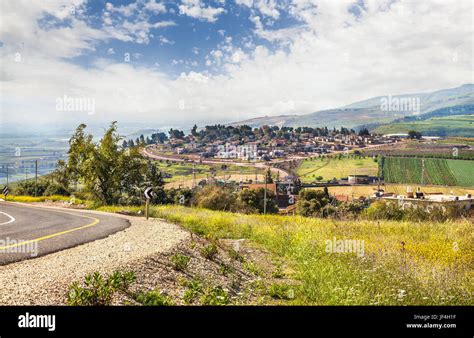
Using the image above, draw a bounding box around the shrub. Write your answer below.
[183,279,203,304]
[228,248,245,263]
[219,263,234,276]
[135,290,174,306]
[200,286,230,305]
[15,179,51,196]
[193,185,239,211]
[201,243,218,260]
[170,253,191,271]
[268,283,295,300]
[66,271,136,306]
[365,200,404,220]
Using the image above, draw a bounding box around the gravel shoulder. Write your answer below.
[0,205,189,305]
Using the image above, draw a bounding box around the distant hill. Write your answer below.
[228,84,474,131]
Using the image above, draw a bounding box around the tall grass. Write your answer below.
[0,195,84,204]
[136,205,472,305]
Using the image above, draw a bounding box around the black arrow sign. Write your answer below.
[144,187,154,200]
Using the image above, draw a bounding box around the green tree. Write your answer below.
[238,188,278,214]
[296,189,331,217]
[265,168,273,183]
[408,130,422,139]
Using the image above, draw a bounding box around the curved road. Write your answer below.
[142,146,291,179]
[0,203,129,265]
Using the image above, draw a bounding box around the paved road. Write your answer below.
[142,146,291,178]
[0,203,130,265]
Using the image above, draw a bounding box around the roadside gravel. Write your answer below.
[0,207,189,305]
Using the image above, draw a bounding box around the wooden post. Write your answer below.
[146,199,150,220]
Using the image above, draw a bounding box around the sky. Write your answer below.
[0,0,473,132]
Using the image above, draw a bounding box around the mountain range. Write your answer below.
[228,84,474,132]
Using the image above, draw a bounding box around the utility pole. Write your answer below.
[263,166,268,215]
[421,159,425,186]
[6,165,9,186]
[35,159,38,197]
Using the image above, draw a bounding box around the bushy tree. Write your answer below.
[296,189,331,217]
[193,185,239,211]
[238,188,278,214]
[56,122,149,205]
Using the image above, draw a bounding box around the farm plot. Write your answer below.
[383,157,474,187]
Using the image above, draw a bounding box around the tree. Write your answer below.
[145,160,166,203]
[265,168,273,183]
[191,124,198,137]
[61,122,147,205]
[66,123,94,187]
[296,189,331,217]
[238,188,278,214]
[408,130,422,139]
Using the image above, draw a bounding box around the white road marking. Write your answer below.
[0,211,16,225]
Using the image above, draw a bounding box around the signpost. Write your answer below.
[2,186,9,201]
[144,187,154,220]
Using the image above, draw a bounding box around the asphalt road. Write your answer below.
[0,203,130,265]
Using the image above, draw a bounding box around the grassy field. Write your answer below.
[383,157,474,187]
[154,161,264,185]
[436,137,474,147]
[373,114,474,137]
[97,204,473,305]
[296,157,378,183]
[362,140,474,159]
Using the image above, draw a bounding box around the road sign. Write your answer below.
[144,187,155,220]
[144,187,154,200]
[2,186,8,197]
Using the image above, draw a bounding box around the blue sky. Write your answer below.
[0,0,472,131]
[70,0,303,76]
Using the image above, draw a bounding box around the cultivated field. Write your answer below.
[362,140,474,159]
[373,114,474,137]
[296,157,378,183]
[383,157,474,187]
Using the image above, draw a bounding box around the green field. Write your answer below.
[373,114,474,137]
[383,157,474,187]
[154,161,263,183]
[296,156,378,183]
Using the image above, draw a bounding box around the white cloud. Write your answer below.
[1,0,473,129]
[144,0,167,14]
[179,0,226,23]
[236,0,280,19]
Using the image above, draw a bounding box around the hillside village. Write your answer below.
[136,125,401,162]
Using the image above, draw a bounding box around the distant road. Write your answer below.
[142,146,291,179]
[0,203,129,265]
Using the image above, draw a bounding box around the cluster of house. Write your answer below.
[166,133,400,161]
